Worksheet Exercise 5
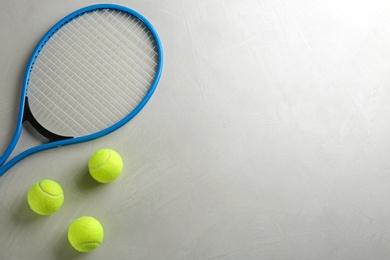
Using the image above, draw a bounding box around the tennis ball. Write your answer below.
[27,179,64,215]
[88,148,123,183]
[68,216,104,252]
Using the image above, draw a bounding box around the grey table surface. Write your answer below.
[2,0,390,259]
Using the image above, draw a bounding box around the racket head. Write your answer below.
[0,4,163,174]
[25,4,163,137]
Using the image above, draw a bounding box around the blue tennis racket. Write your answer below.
[0,4,163,176]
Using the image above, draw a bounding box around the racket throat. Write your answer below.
[23,97,73,142]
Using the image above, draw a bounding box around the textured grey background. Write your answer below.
[2,0,390,259]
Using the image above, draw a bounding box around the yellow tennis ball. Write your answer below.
[27,179,64,215]
[88,148,123,183]
[68,216,104,252]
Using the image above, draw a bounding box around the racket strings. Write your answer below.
[35,11,153,121]
[30,46,123,134]
[37,40,132,118]
[28,9,159,137]
[80,10,158,92]
[72,12,153,98]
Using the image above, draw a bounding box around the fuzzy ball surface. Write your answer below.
[68,216,104,252]
[27,179,64,215]
[88,148,123,183]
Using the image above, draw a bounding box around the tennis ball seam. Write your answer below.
[75,241,101,248]
[89,150,110,169]
[38,182,63,198]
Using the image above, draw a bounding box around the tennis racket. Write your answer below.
[0,4,163,176]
